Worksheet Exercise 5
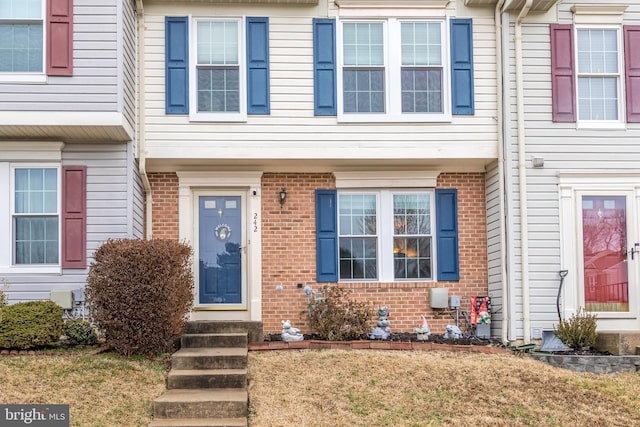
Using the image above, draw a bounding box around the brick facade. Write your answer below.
[148,171,488,336]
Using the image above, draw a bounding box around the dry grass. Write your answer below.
[248,350,640,427]
[0,348,166,427]
[2,348,639,427]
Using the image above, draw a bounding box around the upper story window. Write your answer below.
[165,16,270,118]
[576,28,622,122]
[12,166,59,265]
[337,18,449,122]
[0,0,44,73]
[194,19,242,117]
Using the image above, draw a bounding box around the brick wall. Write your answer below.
[260,172,488,335]
[148,173,179,240]
[147,171,489,336]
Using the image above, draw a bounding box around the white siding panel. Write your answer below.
[142,9,499,165]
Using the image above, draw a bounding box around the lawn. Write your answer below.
[1,348,640,426]
[0,348,166,427]
[248,350,640,427]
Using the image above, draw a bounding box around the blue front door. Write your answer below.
[198,195,242,304]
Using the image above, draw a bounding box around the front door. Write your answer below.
[578,193,639,327]
[197,194,244,306]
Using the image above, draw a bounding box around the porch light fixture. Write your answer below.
[279,188,287,206]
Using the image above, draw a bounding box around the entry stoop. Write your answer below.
[149,321,262,427]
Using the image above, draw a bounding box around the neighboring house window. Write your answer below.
[576,28,621,121]
[0,0,44,72]
[12,167,59,265]
[316,188,458,283]
[165,16,270,118]
[338,191,433,281]
[551,24,640,123]
[338,19,446,121]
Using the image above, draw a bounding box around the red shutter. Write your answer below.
[61,166,86,269]
[550,24,576,122]
[625,26,640,123]
[47,0,73,76]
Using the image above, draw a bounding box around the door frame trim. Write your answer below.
[177,171,263,321]
[559,173,640,330]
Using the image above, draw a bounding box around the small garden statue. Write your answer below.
[368,306,391,340]
[281,320,304,342]
[414,315,431,341]
[443,324,463,340]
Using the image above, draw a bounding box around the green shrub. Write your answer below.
[85,239,194,357]
[554,308,598,350]
[305,286,372,341]
[63,319,98,346]
[0,301,64,350]
[0,278,9,308]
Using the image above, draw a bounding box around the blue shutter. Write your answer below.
[436,189,459,281]
[313,18,337,116]
[450,19,474,115]
[165,17,189,114]
[316,190,338,282]
[247,17,270,115]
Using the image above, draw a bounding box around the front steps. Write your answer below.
[149,321,262,427]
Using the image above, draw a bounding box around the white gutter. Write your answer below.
[494,0,509,345]
[135,0,153,239]
[511,0,533,343]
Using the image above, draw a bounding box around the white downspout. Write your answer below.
[495,0,509,345]
[135,0,153,239]
[513,0,533,343]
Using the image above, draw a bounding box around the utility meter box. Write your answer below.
[430,288,449,309]
[449,295,461,309]
[50,290,73,310]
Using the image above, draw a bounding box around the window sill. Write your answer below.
[0,266,61,275]
[0,74,47,84]
[189,112,247,123]
[576,121,626,131]
[337,113,451,123]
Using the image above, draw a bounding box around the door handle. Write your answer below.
[626,243,640,260]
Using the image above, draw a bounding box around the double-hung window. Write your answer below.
[12,166,59,265]
[337,18,448,122]
[0,0,44,73]
[338,190,434,282]
[194,19,242,117]
[576,28,622,122]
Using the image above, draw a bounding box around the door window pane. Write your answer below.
[581,195,628,312]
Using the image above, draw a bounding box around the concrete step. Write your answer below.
[172,347,247,370]
[153,389,247,419]
[149,417,247,426]
[181,333,247,349]
[167,369,247,390]
[184,321,263,343]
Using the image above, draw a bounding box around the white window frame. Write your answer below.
[5,163,61,274]
[189,16,247,122]
[337,17,450,123]
[338,189,436,283]
[0,0,47,83]
[575,25,625,129]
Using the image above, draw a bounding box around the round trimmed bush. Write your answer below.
[63,319,98,346]
[0,301,64,350]
[85,239,194,356]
